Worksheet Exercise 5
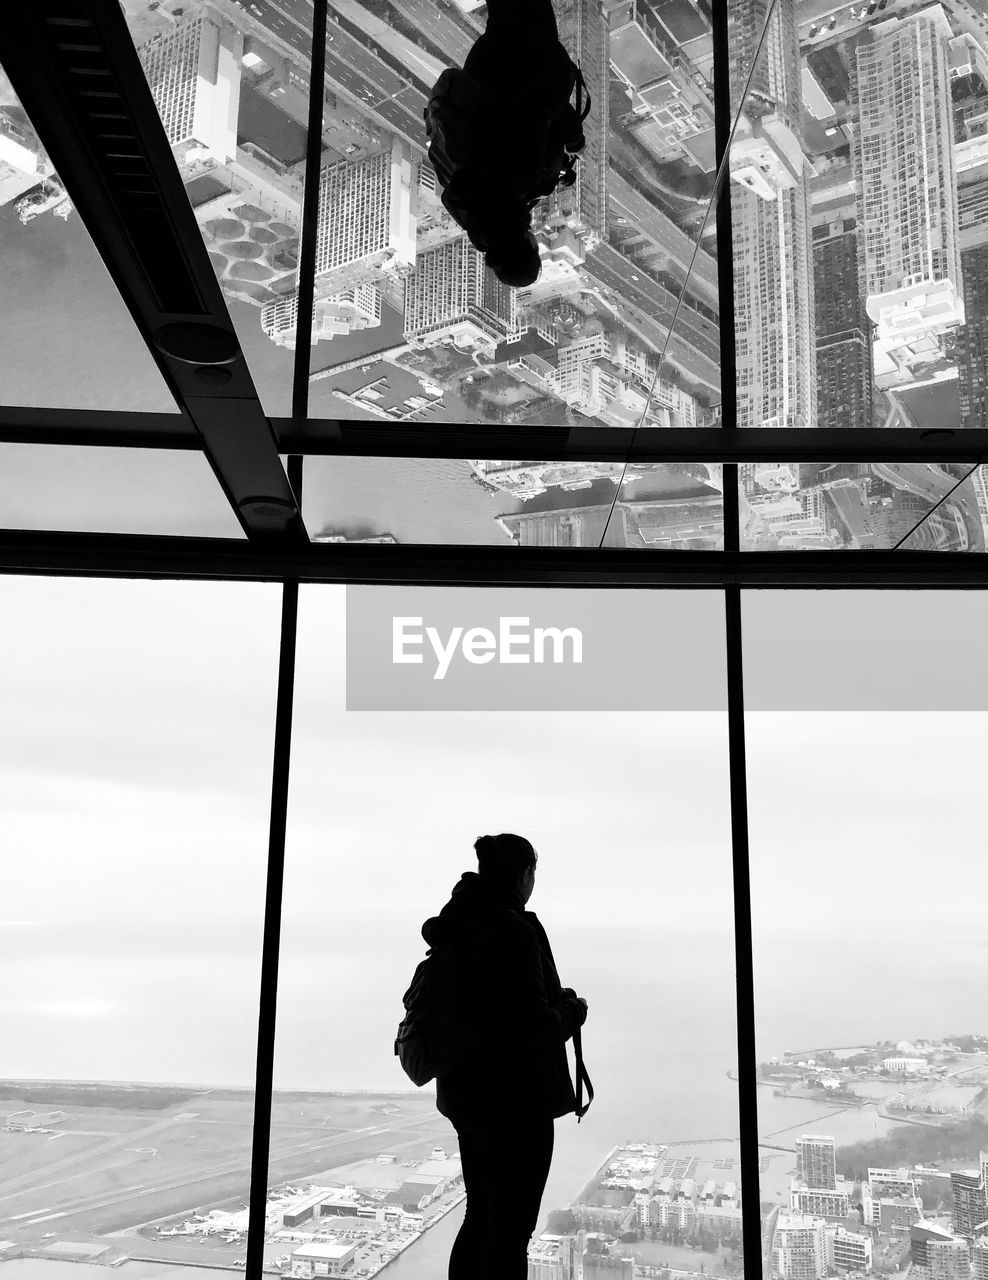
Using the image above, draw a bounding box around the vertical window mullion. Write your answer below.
[245,579,300,1279]
[725,583,762,1280]
[291,0,330,429]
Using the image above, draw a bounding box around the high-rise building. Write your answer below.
[772,1212,827,1280]
[537,0,609,242]
[790,1182,850,1220]
[551,331,699,427]
[528,1232,578,1280]
[796,1136,837,1190]
[314,139,417,297]
[853,7,964,360]
[139,15,241,164]
[972,1237,988,1280]
[868,1168,917,1198]
[911,1223,970,1280]
[729,0,816,428]
[403,236,517,354]
[958,174,988,249]
[826,1226,873,1273]
[957,244,988,425]
[813,215,872,428]
[950,1169,988,1239]
[261,286,382,348]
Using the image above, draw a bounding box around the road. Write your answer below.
[584,243,721,391]
[236,0,428,149]
[872,463,984,551]
[608,168,719,312]
[332,0,445,85]
[392,0,475,63]
[762,1203,780,1280]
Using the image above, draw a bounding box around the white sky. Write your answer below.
[2,576,987,1087]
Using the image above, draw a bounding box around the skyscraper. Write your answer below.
[796,1136,837,1190]
[853,6,964,377]
[911,1223,970,1280]
[537,0,609,242]
[314,139,417,297]
[957,244,988,425]
[813,215,873,429]
[772,1212,827,1280]
[403,236,517,354]
[972,1237,988,1280]
[950,1170,988,1240]
[729,0,816,427]
[139,15,241,165]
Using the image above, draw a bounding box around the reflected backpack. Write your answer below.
[423,56,591,201]
[394,943,476,1088]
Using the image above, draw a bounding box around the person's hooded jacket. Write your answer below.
[420,869,587,1124]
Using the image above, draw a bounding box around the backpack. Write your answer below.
[395,940,596,1123]
[394,943,477,1087]
[423,57,591,203]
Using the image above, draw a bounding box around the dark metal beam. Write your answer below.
[1,4,306,545]
[275,423,988,464]
[4,530,988,586]
[5,408,988,464]
[0,407,200,450]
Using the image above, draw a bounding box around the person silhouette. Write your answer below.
[419,833,589,1279]
[424,0,589,287]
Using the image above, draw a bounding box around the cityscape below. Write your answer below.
[3,0,988,550]
[4,1035,988,1277]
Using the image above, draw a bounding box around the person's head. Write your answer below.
[474,832,537,904]
[484,229,541,288]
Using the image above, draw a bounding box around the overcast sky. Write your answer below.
[3,576,988,1089]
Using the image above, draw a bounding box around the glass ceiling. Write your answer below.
[0,70,179,413]
[1,0,987,559]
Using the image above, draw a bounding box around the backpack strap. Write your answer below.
[573,64,591,126]
[572,1026,594,1123]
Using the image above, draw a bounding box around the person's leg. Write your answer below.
[447,1120,490,1280]
[463,0,559,84]
[454,1113,553,1279]
[482,0,558,46]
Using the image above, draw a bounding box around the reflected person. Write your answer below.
[420,833,589,1280]
[424,0,589,287]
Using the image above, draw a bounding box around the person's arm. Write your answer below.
[493,919,588,1044]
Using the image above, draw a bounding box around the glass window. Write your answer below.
[124,2,313,414]
[744,590,988,1280]
[300,456,723,547]
[0,68,178,413]
[0,574,282,1255]
[270,585,747,1276]
[0,442,247,538]
[729,0,981,428]
[739,462,987,551]
[301,0,719,428]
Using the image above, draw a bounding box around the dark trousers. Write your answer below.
[459,0,569,213]
[463,0,559,75]
[448,1111,555,1280]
